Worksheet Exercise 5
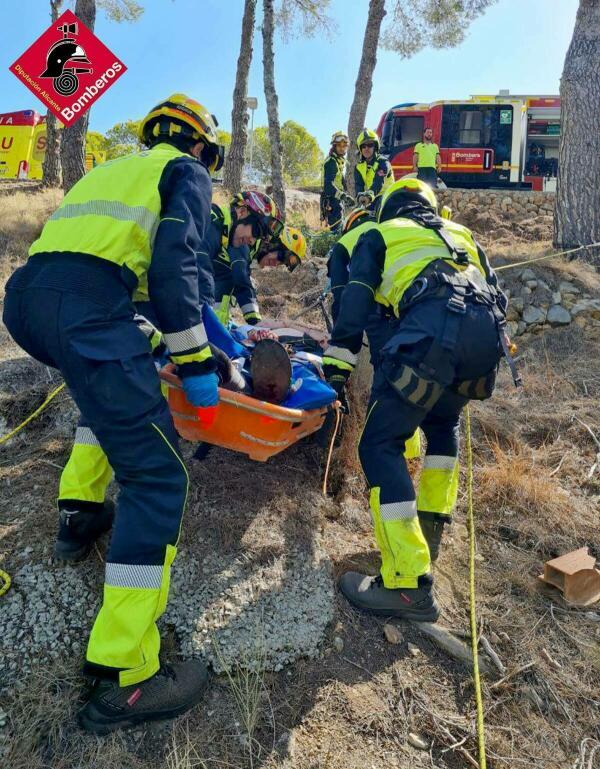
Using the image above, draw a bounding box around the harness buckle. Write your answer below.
[446,293,466,314]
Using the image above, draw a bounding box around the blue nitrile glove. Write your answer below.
[182,372,220,407]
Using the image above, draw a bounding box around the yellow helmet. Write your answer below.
[331,130,349,145]
[138,93,224,173]
[279,226,307,272]
[356,127,379,152]
[378,177,438,222]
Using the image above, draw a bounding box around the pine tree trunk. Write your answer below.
[554,0,600,260]
[61,0,96,193]
[42,1,63,188]
[346,0,386,196]
[42,113,62,188]
[223,0,257,192]
[262,0,286,215]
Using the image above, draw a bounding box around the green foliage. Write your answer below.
[217,130,232,150]
[250,120,323,186]
[97,0,144,22]
[307,229,337,258]
[102,119,142,159]
[381,0,496,58]
[86,131,108,154]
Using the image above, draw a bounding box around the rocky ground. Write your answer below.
[0,189,599,769]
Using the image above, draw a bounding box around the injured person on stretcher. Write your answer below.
[175,305,338,411]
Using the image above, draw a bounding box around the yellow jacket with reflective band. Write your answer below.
[211,203,233,254]
[322,153,345,197]
[374,218,485,314]
[29,143,190,301]
[337,220,378,258]
[355,158,393,194]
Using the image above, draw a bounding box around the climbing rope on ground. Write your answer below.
[0,381,66,599]
[322,405,342,496]
[465,404,487,769]
[494,242,600,272]
[0,382,66,447]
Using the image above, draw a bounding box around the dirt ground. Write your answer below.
[0,190,599,769]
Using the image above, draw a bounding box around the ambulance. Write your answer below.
[377,92,560,191]
[0,109,105,180]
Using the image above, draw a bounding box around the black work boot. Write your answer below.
[54,500,115,562]
[418,513,448,563]
[339,571,440,623]
[79,661,209,734]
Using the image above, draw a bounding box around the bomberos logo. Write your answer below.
[9,9,126,126]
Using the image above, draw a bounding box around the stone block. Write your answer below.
[522,305,546,325]
[547,305,571,326]
[520,268,537,282]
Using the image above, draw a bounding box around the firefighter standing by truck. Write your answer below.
[322,178,507,621]
[412,127,442,187]
[321,131,354,233]
[353,128,394,211]
[3,93,225,733]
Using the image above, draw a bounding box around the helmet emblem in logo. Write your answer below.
[40,22,92,96]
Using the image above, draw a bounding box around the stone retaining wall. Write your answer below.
[437,188,555,220]
[500,267,600,338]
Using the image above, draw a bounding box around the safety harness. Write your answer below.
[385,219,521,402]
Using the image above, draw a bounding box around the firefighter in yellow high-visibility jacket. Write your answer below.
[3,93,225,733]
[322,178,508,622]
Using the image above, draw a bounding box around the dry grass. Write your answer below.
[1,188,600,769]
[0,190,62,294]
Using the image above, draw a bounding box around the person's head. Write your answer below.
[356,128,379,161]
[257,227,307,272]
[423,127,434,142]
[378,177,438,223]
[138,93,224,174]
[342,208,374,235]
[331,130,349,157]
[230,191,284,247]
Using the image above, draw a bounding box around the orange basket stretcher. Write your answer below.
[160,365,333,462]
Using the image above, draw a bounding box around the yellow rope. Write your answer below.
[0,381,66,599]
[322,405,342,495]
[0,382,66,447]
[0,569,11,597]
[465,404,486,768]
[495,242,600,272]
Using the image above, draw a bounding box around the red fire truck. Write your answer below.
[377,92,560,191]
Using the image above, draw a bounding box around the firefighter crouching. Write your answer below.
[200,190,284,325]
[3,93,225,732]
[322,178,507,621]
[321,130,354,233]
[354,128,394,211]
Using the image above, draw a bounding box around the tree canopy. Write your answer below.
[250,120,323,187]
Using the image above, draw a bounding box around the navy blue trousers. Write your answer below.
[3,265,187,568]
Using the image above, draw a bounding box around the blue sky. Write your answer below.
[2,0,578,151]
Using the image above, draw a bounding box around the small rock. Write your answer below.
[584,612,600,622]
[407,643,420,657]
[408,732,429,750]
[558,280,580,295]
[547,305,571,326]
[551,291,562,305]
[522,305,546,325]
[520,268,536,282]
[511,297,524,313]
[383,623,403,645]
[333,636,344,653]
[525,280,538,290]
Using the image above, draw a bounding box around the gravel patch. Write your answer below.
[0,543,334,687]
